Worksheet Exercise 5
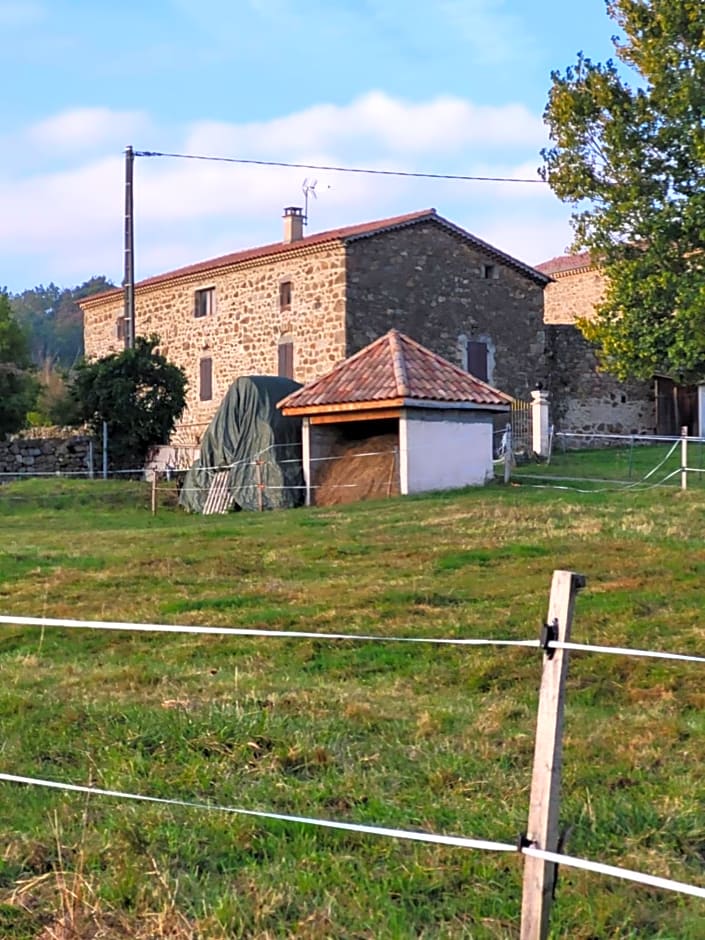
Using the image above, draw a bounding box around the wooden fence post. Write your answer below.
[255,459,264,512]
[520,569,585,940]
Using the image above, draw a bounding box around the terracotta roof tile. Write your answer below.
[81,208,549,306]
[535,250,596,275]
[278,330,512,412]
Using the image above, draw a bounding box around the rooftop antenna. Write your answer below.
[302,178,317,227]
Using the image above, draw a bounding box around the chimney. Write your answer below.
[283,206,305,243]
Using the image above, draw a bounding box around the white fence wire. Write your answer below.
[1,606,704,915]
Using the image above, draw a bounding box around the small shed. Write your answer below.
[278,330,511,505]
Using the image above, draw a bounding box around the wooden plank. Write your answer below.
[202,470,234,515]
[520,570,585,940]
[281,398,405,417]
[310,408,401,425]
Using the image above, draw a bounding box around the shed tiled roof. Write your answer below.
[535,250,596,276]
[81,208,549,306]
[278,330,512,413]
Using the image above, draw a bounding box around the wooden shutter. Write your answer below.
[278,342,294,379]
[467,341,488,382]
[199,357,213,401]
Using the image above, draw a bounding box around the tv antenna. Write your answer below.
[302,178,317,226]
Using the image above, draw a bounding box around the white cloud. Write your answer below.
[1,94,571,291]
[185,91,545,159]
[478,214,574,268]
[27,108,150,155]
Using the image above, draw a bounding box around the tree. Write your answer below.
[0,293,38,437]
[9,276,114,368]
[71,336,187,469]
[542,0,705,382]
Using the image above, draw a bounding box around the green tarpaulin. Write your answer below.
[179,375,304,513]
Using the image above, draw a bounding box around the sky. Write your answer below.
[1,0,622,294]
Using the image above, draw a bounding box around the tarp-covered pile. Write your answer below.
[179,375,304,513]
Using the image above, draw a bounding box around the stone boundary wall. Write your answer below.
[0,432,95,479]
[546,325,655,434]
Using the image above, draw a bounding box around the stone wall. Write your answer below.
[0,433,95,479]
[542,265,655,433]
[546,325,655,434]
[345,223,546,402]
[543,265,604,324]
[82,244,349,442]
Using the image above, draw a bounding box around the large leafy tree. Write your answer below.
[71,336,187,469]
[0,293,38,437]
[542,0,705,381]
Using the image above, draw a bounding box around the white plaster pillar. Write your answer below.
[398,412,410,495]
[302,417,312,506]
[531,389,551,457]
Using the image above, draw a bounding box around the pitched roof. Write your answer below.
[81,208,549,306]
[535,250,596,276]
[278,330,512,413]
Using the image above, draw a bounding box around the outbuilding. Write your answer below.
[278,330,511,505]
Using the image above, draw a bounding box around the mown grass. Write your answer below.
[0,476,703,937]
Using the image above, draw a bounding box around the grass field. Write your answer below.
[0,476,704,938]
[511,439,705,489]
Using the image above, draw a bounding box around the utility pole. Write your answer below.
[123,145,135,349]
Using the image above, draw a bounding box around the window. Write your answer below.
[278,341,294,379]
[481,264,497,280]
[116,316,125,341]
[194,287,215,318]
[279,280,292,312]
[199,357,213,401]
[467,341,488,382]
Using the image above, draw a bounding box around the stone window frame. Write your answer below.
[481,263,498,280]
[194,286,215,318]
[458,334,492,383]
[279,280,292,312]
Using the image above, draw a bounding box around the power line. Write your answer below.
[134,150,546,185]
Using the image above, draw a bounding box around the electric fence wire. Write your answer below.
[0,614,540,648]
[0,772,515,853]
[0,772,703,900]
[2,614,704,667]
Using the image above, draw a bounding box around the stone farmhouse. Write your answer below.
[81,208,549,445]
[536,252,658,435]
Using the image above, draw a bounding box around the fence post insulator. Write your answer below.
[540,619,557,659]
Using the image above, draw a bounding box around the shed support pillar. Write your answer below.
[302,417,312,506]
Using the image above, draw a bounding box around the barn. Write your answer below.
[277,330,512,506]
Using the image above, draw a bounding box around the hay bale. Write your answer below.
[314,433,400,506]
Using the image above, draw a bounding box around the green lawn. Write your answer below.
[511,439,705,489]
[0,479,704,938]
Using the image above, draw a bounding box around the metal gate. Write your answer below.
[510,398,533,455]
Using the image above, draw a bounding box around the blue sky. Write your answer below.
[1,0,620,292]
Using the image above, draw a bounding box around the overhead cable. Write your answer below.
[135,150,546,185]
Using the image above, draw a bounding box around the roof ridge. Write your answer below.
[388,330,410,397]
[397,330,507,393]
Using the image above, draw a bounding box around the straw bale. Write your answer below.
[314,433,400,506]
